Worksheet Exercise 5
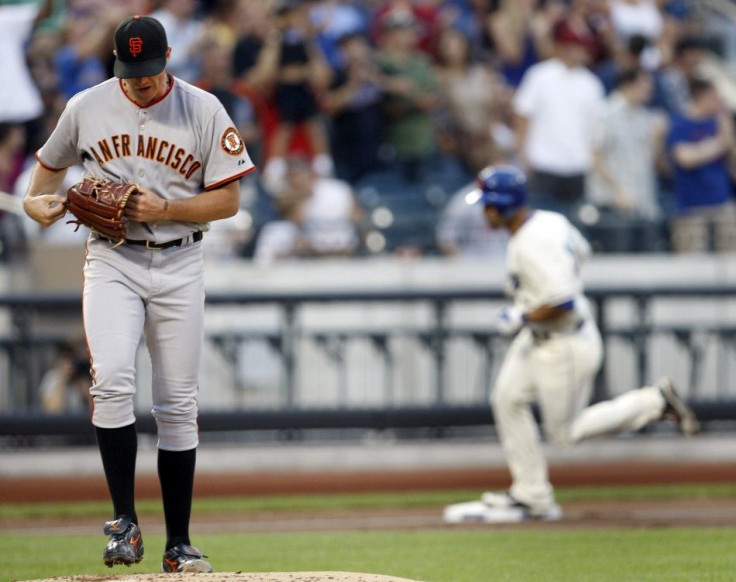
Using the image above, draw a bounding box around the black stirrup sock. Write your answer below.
[158,447,196,550]
[95,423,139,525]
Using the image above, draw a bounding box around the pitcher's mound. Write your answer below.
[18,572,423,582]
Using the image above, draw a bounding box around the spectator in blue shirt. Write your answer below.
[666,77,736,253]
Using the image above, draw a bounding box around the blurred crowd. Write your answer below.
[2,0,736,263]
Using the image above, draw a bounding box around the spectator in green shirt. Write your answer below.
[375,8,439,182]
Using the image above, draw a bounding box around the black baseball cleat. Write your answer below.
[102,516,144,567]
[161,543,213,573]
[658,377,701,436]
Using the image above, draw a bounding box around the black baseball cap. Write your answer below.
[113,15,168,79]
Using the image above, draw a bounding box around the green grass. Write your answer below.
[3,528,736,582]
[3,484,736,582]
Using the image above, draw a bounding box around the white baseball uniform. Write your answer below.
[36,75,254,451]
[492,210,667,512]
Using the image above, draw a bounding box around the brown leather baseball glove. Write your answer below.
[66,177,140,245]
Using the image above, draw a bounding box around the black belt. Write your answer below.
[98,231,203,249]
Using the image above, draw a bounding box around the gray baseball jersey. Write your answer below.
[36,75,254,451]
[37,76,254,242]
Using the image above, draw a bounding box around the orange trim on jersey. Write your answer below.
[118,73,175,109]
[34,152,66,172]
[204,165,256,191]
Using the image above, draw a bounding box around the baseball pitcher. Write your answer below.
[23,15,254,572]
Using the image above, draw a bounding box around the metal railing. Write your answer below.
[1,286,736,436]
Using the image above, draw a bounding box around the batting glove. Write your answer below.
[493,305,526,336]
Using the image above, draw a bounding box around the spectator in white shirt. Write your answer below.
[253,192,306,266]
[0,1,53,125]
[609,0,664,45]
[513,18,605,222]
[255,156,364,263]
[294,158,364,256]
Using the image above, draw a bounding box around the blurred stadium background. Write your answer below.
[2,0,736,485]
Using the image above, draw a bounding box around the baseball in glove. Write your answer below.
[66,177,140,246]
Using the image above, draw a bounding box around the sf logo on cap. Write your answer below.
[129,37,143,58]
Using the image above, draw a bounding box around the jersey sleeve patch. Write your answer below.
[220,127,245,156]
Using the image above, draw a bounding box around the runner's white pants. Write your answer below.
[491,323,666,510]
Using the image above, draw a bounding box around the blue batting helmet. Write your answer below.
[468,165,527,217]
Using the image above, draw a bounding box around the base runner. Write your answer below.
[444,165,699,524]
